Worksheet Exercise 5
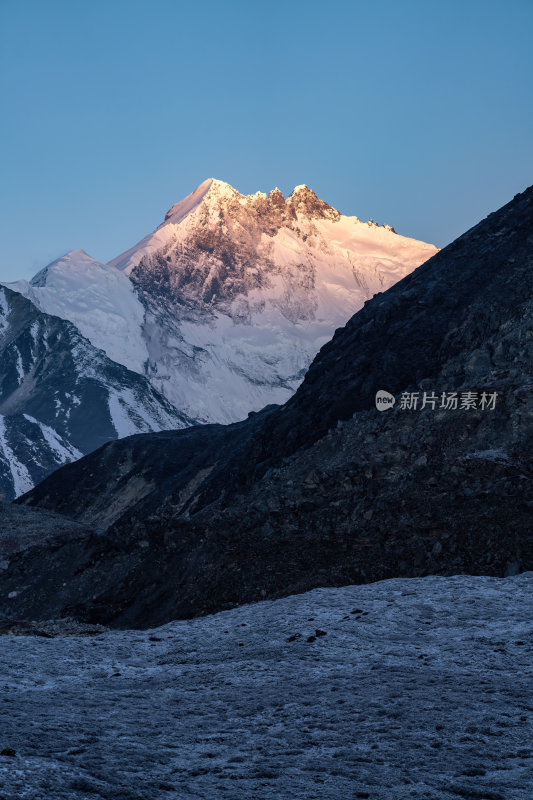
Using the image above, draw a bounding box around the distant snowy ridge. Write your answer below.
[0,286,191,499]
[6,179,437,425]
[6,250,148,374]
[0,413,81,499]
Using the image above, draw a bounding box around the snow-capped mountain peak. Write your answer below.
[3,179,438,428]
[101,179,439,423]
[4,249,148,374]
[108,178,238,275]
[29,249,97,287]
[286,183,340,220]
[108,179,342,277]
[108,178,417,282]
[163,178,215,224]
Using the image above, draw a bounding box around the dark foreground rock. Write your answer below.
[1,187,532,627]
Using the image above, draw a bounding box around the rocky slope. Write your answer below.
[2,186,532,626]
[7,180,437,424]
[0,285,191,499]
[0,502,93,561]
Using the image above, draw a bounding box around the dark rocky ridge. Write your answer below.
[14,409,275,530]
[2,186,532,627]
[251,186,533,459]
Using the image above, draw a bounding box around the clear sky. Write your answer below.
[0,0,531,281]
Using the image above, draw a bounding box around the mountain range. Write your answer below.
[0,179,436,497]
[0,284,189,500]
[2,184,531,627]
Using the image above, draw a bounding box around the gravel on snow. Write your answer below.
[0,573,532,800]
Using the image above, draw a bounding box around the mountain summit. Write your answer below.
[7,180,436,425]
[7,249,147,373]
[104,179,438,422]
[108,178,403,280]
[110,178,345,276]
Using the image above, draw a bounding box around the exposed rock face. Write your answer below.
[0,285,191,499]
[129,180,417,313]
[131,184,342,311]
[2,187,532,627]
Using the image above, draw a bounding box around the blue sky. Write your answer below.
[0,0,531,281]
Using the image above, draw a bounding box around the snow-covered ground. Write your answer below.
[0,574,531,799]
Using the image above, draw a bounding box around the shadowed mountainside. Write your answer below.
[2,186,532,627]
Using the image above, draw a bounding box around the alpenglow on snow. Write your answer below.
[6,179,438,426]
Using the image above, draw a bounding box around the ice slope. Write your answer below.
[5,250,148,374]
[0,573,531,799]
